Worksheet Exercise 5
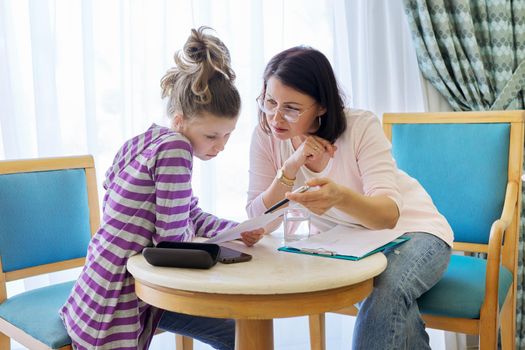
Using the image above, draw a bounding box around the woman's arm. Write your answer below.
[287,177,400,230]
[246,126,336,218]
[246,127,286,217]
[287,114,402,230]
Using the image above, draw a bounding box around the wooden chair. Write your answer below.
[0,156,100,350]
[175,334,193,349]
[309,110,525,350]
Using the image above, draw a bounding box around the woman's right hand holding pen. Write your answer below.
[287,177,400,230]
[285,177,342,215]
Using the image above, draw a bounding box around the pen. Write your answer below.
[299,247,336,256]
[264,185,310,214]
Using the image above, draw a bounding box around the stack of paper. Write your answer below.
[206,208,286,244]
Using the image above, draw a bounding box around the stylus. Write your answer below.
[263,185,310,214]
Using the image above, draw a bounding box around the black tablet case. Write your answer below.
[143,242,220,269]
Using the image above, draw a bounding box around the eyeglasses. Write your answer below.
[256,95,316,123]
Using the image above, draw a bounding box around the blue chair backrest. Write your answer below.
[391,123,510,244]
[0,169,92,272]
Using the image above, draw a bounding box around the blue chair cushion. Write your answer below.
[0,281,73,348]
[418,255,513,319]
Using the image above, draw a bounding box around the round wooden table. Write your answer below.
[127,235,387,350]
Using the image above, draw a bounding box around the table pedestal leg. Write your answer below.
[309,313,326,350]
[235,319,273,350]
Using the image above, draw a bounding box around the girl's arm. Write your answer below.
[188,196,237,238]
[149,137,195,244]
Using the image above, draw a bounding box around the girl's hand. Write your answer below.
[285,177,342,215]
[240,228,265,247]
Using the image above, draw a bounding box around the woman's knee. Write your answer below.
[375,233,450,300]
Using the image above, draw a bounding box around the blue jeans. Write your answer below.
[158,312,235,350]
[352,232,451,350]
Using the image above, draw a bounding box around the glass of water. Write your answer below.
[283,207,311,246]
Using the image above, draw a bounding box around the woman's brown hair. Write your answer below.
[259,46,346,143]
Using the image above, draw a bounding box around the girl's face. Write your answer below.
[263,76,326,140]
[174,112,238,161]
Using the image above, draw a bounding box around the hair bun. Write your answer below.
[184,28,208,63]
[161,26,238,107]
[178,27,234,81]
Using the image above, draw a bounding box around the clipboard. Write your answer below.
[278,236,410,261]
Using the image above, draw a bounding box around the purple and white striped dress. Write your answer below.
[60,124,236,350]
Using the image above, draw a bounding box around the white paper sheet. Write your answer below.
[205,207,287,244]
[286,225,405,258]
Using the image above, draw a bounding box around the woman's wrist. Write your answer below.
[282,161,300,180]
[333,185,350,210]
[276,167,295,187]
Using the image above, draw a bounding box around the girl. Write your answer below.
[60,27,263,350]
[247,46,452,349]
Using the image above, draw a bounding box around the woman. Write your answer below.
[246,46,452,349]
[60,27,263,350]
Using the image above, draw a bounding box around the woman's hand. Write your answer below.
[285,136,337,173]
[285,177,342,215]
[287,178,400,229]
[240,228,265,247]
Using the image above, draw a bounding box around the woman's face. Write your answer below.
[263,76,325,140]
[174,112,238,161]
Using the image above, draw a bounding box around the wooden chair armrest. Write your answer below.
[483,181,518,316]
[498,181,518,227]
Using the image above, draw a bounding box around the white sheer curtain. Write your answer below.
[0,0,454,349]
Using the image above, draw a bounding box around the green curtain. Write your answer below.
[404,0,524,111]
[403,0,525,346]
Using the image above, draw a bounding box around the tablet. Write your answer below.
[142,242,252,268]
[218,246,252,264]
[143,242,220,269]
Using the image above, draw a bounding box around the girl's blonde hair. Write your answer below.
[160,27,240,119]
